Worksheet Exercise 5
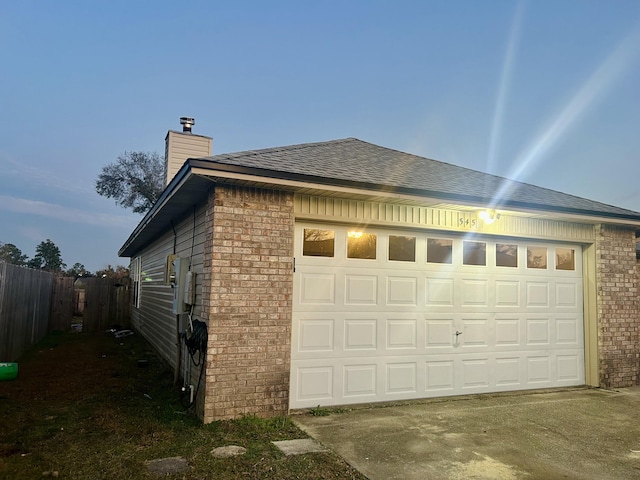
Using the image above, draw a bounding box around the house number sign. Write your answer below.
[457,214,478,229]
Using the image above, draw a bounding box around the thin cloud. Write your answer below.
[0,195,137,229]
[0,152,95,195]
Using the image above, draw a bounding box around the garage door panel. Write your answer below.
[461,358,490,389]
[556,317,581,345]
[344,319,377,351]
[343,364,377,398]
[555,282,580,308]
[526,281,550,307]
[526,356,552,384]
[291,224,585,409]
[345,274,378,305]
[426,319,455,348]
[425,360,455,391]
[386,276,418,305]
[298,271,336,306]
[298,319,334,352]
[495,317,521,346]
[495,280,521,307]
[556,353,584,382]
[495,357,522,386]
[386,362,418,394]
[295,366,334,402]
[386,318,418,350]
[425,278,455,306]
[526,317,551,345]
[461,278,489,306]
[460,318,490,347]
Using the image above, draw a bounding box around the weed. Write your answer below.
[309,405,331,416]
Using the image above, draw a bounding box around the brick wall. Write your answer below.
[202,185,294,422]
[596,224,639,388]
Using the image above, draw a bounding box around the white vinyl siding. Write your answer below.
[130,204,207,370]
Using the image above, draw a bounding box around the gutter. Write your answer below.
[118,161,194,257]
[188,160,640,226]
[120,159,640,257]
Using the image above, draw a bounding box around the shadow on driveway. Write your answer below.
[294,388,640,480]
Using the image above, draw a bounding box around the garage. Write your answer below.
[290,222,584,409]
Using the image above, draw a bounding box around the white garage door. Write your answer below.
[290,223,585,409]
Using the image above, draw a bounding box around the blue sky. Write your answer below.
[1,1,639,272]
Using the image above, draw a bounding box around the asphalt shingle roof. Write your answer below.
[196,138,640,219]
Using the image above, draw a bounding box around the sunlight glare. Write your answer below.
[489,22,640,210]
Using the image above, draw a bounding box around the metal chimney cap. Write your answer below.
[179,117,195,132]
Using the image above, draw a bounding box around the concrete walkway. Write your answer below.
[293,388,640,480]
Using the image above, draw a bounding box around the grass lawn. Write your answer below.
[0,330,366,479]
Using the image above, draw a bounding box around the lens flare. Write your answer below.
[489,22,640,210]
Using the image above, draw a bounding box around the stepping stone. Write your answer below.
[211,445,247,458]
[146,456,189,475]
[272,438,327,456]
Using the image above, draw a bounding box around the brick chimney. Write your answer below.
[164,117,213,186]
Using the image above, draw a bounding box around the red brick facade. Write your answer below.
[202,185,294,422]
[596,224,639,387]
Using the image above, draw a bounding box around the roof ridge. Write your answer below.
[208,137,359,161]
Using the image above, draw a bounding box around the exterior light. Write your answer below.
[479,210,500,224]
[348,231,363,239]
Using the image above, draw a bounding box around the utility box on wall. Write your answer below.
[171,257,190,315]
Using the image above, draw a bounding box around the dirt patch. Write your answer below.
[0,331,366,479]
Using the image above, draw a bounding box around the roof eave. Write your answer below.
[189,160,640,225]
[119,160,640,258]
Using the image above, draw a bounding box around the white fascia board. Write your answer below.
[191,167,640,229]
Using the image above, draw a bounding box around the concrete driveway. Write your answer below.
[293,388,640,480]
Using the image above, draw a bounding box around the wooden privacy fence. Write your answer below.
[0,262,54,361]
[83,277,131,332]
[50,276,75,331]
[0,261,132,361]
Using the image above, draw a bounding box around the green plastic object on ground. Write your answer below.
[0,362,18,381]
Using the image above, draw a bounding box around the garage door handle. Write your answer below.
[455,331,463,337]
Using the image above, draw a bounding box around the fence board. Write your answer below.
[83,277,131,332]
[0,262,54,361]
[50,276,75,331]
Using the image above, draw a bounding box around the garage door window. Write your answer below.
[303,228,335,257]
[389,235,416,262]
[347,231,377,259]
[463,241,486,266]
[427,238,453,264]
[496,243,518,267]
[556,248,575,270]
[527,246,547,269]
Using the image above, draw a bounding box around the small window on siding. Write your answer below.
[347,231,377,259]
[527,246,547,269]
[556,248,575,270]
[496,244,518,267]
[427,238,453,264]
[303,228,335,257]
[389,235,416,262]
[132,256,141,308]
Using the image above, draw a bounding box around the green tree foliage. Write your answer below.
[28,239,66,272]
[66,262,91,278]
[0,242,29,266]
[95,265,130,279]
[95,151,164,214]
